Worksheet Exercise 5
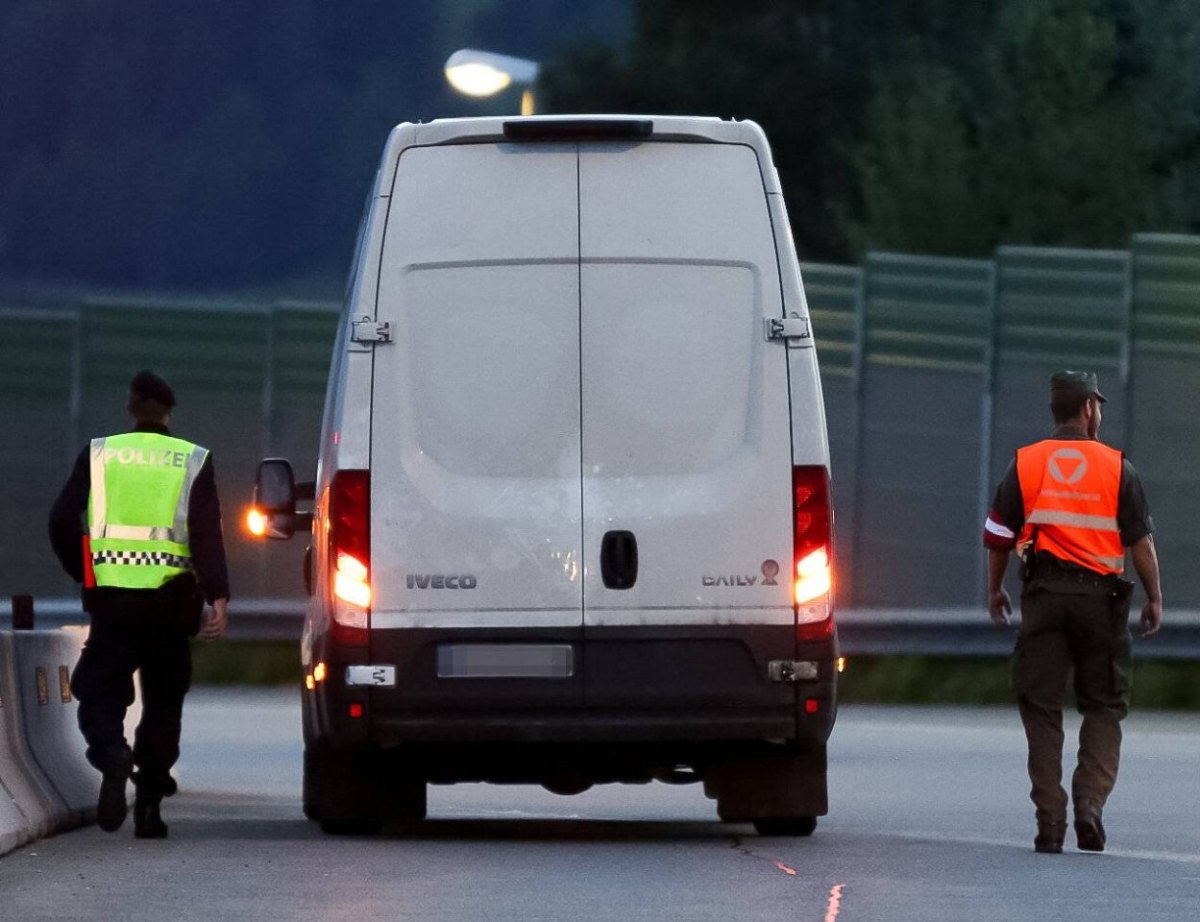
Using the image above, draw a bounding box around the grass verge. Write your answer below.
[191,640,300,686]
[838,655,1200,710]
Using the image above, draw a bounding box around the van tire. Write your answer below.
[306,741,428,829]
[305,742,383,833]
[707,744,828,825]
[753,816,817,837]
[320,816,384,835]
[302,746,321,820]
[384,774,428,823]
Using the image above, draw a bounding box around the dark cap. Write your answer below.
[1050,370,1106,404]
[129,369,176,409]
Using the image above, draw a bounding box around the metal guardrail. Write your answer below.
[3,598,1199,660]
[836,608,1200,660]
[0,597,305,642]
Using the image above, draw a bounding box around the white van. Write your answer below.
[254,116,838,835]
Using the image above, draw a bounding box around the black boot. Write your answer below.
[134,798,168,839]
[96,748,133,833]
[1075,803,1106,852]
[131,768,178,798]
[1034,819,1065,854]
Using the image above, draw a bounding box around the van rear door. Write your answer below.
[577,142,796,711]
[369,142,583,708]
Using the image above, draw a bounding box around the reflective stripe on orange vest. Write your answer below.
[1016,439,1125,574]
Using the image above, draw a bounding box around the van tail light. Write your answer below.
[329,470,370,643]
[795,547,832,603]
[793,466,833,640]
[334,552,371,608]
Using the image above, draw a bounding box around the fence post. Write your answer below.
[11,595,33,631]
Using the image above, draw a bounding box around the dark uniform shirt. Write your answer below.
[983,423,1154,573]
[48,422,231,604]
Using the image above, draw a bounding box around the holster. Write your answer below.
[1110,577,1134,622]
[1108,578,1135,700]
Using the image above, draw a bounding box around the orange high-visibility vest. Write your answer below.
[1016,439,1125,574]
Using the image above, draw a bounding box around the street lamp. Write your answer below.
[444,48,540,116]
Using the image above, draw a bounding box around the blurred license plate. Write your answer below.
[437,644,574,679]
[345,665,396,687]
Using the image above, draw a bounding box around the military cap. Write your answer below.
[129,369,177,409]
[1050,370,1106,404]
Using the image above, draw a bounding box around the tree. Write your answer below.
[542,0,1006,262]
[546,0,1200,261]
[844,56,989,257]
[847,0,1200,255]
[542,1,859,261]
[980,0,1160,246]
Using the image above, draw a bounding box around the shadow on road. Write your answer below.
[380,818,741,842]
[174,814,750,843]
[168,792,765,843]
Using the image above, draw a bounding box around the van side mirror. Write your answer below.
[251,459,313,540]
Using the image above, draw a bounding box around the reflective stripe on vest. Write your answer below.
[91,550,193,568]
[87,433,209,590]
[1016,439,1124,575]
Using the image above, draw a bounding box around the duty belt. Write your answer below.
[1024,555,1118,590]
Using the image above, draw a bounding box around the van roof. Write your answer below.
[373,115,778,198]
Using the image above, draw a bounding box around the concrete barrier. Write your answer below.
[0,624,148,856]
[0,775,26,856]
[14,628,98,828]
[1,631,36,854]
[0,631,61,853]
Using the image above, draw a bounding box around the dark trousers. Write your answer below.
[71,586,198,802]
[1013,583,1132,824]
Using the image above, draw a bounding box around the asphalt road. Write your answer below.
[1,689,1197,921]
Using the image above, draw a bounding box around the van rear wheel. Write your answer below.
[305,742,385,834]
[320,816,384,835]
[753,816,817,837]
[305,741,427,832]
[302,745,323,820]
[385,774,428,823]
[706,744,828,830]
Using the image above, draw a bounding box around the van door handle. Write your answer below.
[600,530,638,590]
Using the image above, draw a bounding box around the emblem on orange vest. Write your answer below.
[1047,448,1088,485]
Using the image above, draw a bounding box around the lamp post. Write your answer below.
[444,48,540,116]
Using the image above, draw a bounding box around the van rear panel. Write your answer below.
[371,143,584,624]
[363,127,821,739]
[576,143,795,708]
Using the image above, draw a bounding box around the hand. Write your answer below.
[1139,598,1162,638]
[200,598,228,641]
[988,587,1012,627]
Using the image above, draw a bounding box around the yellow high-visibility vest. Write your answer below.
[87,432,209,589]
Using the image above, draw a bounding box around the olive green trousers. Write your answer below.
[1013,584,1132,824]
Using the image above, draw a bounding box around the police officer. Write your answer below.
[983,371,1162,854]
[49,370,230,838]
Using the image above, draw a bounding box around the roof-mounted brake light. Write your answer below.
[503,119,653,141]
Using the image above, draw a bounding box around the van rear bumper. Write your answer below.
[355,736,831,788]
[362,623,832,710]
[312,624,838,752]
[367,706,832,746]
